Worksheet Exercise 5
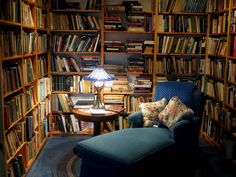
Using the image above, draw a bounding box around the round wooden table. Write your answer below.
[72,107,124,136]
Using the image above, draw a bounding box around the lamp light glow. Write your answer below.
[83,67,116,109]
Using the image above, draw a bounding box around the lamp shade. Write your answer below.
[83,67,116,82]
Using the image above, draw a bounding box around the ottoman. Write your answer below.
[74,127,175,177]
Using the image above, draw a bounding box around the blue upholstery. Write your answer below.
[74,81,205,177]
[154,81,196,109]
[129,81,204,152]
[76,128,175,177]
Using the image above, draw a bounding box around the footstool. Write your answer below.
[74,127,175,177]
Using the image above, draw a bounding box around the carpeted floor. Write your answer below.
[26,136,236,177]
[26,135,91,177]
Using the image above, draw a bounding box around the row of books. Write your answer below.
[127,14,153,32]
[128,55,153,74]
[124,95,151,113]
[104,40,153,53]
[51,34,100,52]
[51,94,73,113]
[0,30,21,58]
[4,93,24,130]
[208,58,224,79]
[22,31,36,54]
[156,56,205,75]
[0,30,47,58]
[25,86,37,111]
[158,36,205,54]
[203,104,236,143]
[50,13,100,30]
[227,85,236,107]
[201,77,224,102]
[3,62,22,95]
[211,13,228,34]
[38,77,51,102]
[228,60,236,82]
[52,75,95,93]
[7,154,25,177]
[159,0,207,13]
[129,75,152,93]
[36,0,48,8]
[39,118,49,142]
[5,127,23,159]
[36,7,47,29]
[39,98,51,123]
[38,56,48,78]
[52,55,100,73]
[0,0,20,23]
[22,2,34,26]
[206,0,230,13]
[158,15,207,33]
[208,37,227,56]
[52,114,80,133]
[38,33,47,53]
[23,58,35,84]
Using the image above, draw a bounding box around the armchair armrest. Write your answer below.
[128,111,144,128]
[170,116,200,153]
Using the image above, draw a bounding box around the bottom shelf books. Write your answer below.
[8,154,26,177]
[51,114,94,133]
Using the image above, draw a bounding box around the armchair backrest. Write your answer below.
[153,81,204,118]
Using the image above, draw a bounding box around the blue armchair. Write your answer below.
[128,81,204,154]
[74,81,205,177]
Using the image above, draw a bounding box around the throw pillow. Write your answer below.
[158,96,194,128]
[140,98,168,127]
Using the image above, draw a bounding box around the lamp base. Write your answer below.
[93,87,105,109]
[92,98,105,109]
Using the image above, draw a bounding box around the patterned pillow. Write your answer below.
[158,96,194,128]
[140,98,168,127]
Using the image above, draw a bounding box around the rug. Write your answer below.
[52,151,81,177]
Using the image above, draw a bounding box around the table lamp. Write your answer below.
[83,67,116,109]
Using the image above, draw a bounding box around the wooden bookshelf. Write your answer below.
[0,0,51,176]
[199,0,236,159]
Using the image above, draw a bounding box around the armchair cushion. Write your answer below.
[159,96,194,128]
[140,98,168,127]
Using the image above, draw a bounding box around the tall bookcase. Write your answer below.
[200,0,236,159]
[0,0,51,176]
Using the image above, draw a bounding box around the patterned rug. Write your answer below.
[52,151,81,177]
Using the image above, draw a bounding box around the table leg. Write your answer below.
[93,122,101,136]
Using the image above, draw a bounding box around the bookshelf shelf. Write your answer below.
[6,143,26,164]
[0,19,21,26]
[3,87,24,98]
[2,55,23,61]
